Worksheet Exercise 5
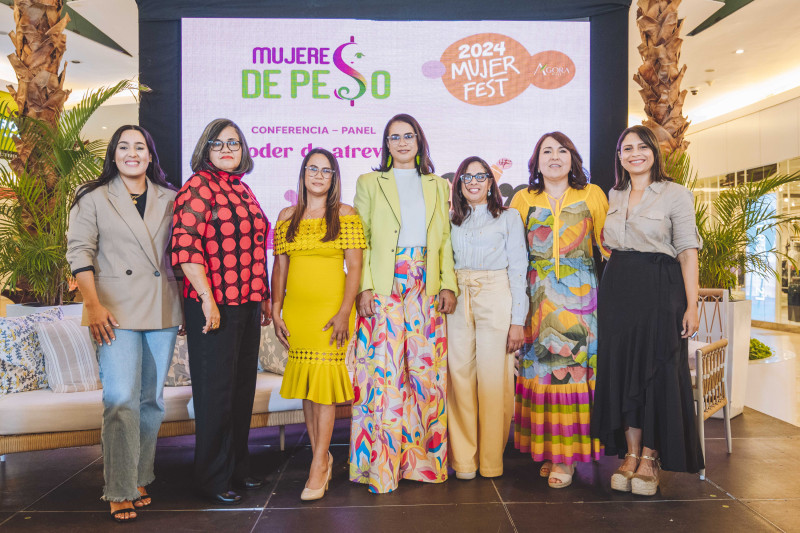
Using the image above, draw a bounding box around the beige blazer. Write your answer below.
[67,176,183,330]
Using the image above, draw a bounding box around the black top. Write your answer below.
[133,187,147,218]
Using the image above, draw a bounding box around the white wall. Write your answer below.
[686,92,800,178]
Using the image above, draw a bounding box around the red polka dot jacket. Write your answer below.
[171,170,270,304]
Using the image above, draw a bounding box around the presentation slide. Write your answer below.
[181,18,590,248]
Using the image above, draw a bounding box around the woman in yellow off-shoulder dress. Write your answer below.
[271,148,365,502]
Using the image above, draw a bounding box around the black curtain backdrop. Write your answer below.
[137,0,631,193]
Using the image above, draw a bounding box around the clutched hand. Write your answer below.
[506,325,525,354]
[437,289,456,314]
[356,290,376,318]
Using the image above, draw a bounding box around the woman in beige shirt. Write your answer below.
[591,125,704,496]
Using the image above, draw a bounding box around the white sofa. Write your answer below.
[0,322,352,458]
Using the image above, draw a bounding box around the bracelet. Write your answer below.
[196,289,209,300]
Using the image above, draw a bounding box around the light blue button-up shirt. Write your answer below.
[451,204,529,325]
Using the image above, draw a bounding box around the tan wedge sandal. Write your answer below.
[611,453,640,492]
[631,454,661,496]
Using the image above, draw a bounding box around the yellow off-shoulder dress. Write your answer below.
[274,214,366,405]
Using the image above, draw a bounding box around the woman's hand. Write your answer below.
[681,306,699,339]
[201,295,221,334]
[85,302,119,345]
[272,315,291,350]
[323,311,351,349]
[437,289,456,314]
[261,299,273,326]
[357,290,376,318]
[506,325,525,353]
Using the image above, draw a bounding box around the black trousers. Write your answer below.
[185,299,260,495]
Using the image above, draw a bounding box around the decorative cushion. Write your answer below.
[35,316,101,393]
[165,334,191,387]
[0,307,64,395]
[259,325,288,375]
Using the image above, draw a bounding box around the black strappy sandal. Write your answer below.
[110,507,138,523]
[133,490,151,508]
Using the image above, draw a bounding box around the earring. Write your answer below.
[415,154,420,166]
[488,189,492,197]
[569,170,575,180]
[387,155,393,167]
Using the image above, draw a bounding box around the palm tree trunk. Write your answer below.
[6,0,71,188]
[633,0,690,153]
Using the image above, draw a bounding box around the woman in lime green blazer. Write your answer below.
[349,113,457,494]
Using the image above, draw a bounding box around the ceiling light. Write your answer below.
[70,60,81,64]
[735,49,744,54]
[101,126,107,130]
[705,68,715,73]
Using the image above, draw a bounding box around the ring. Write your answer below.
[103,324,110,329]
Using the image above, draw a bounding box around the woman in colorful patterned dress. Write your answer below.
[350,113,458,494]
[510,132,609,489]
[271,148,365,501]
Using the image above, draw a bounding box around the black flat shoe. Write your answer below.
[233,476,264,490]
[209,491,242,505]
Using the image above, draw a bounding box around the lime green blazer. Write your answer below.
[353,169,458,297]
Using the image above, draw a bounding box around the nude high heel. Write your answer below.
[301,461,332,501]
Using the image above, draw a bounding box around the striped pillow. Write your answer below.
[35,317,101,393]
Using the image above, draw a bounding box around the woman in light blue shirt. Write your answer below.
[447,156,528,479]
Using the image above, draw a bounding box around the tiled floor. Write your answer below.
[1,408,798,532]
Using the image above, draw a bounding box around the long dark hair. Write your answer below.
[190,118,254,175]
[527,131,588,194]
[285,148,342,243]
[373,113,435,175]
[450,156,505,226]
[613,125,672,191]
[71,125,172,208]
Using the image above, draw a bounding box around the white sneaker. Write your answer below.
[455,471,476,480]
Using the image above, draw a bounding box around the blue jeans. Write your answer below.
[97,327,178,502]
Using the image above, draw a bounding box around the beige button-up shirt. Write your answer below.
[603,180,701,258]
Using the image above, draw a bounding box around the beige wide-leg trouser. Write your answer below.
[447,269,516,477]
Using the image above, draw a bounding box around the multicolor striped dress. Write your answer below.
[510,184,609,465]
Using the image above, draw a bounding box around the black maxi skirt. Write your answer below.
[591,250,704,473]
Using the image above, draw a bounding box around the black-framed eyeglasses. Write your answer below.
[387,133,417,145]
[208,140,242,152]
[459,173,491,183]
[305,165,335,178]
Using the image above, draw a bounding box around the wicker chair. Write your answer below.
[692,338,732,480]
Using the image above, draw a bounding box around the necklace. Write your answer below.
[129,183,147,205]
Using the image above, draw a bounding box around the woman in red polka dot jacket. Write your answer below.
[171,118,272,505]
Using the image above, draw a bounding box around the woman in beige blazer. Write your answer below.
[67,125,182,523]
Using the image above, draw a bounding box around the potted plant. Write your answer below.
[0,80,139,316]
[668,151,800,417]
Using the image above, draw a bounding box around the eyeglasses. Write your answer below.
[208,140,242,152]
[459,173,491,183]
[387,133,417,145]
[305,165,335,178]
